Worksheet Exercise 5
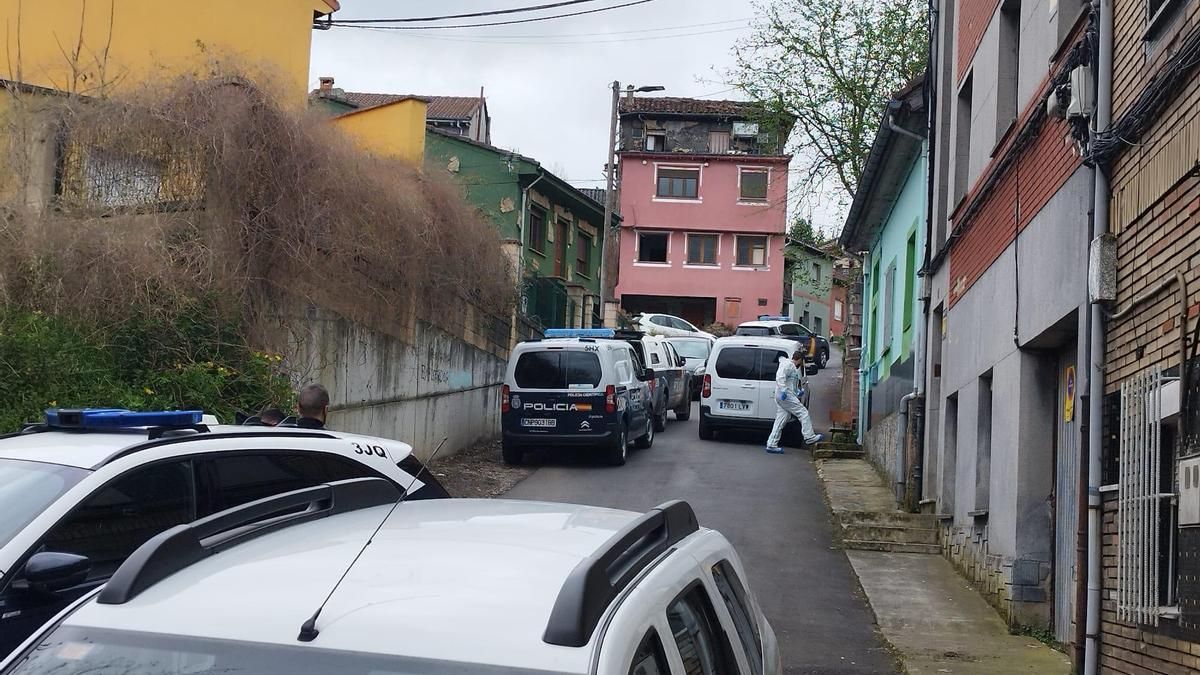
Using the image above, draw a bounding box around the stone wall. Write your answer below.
[864,410,901,493]
[940,518,1052,627]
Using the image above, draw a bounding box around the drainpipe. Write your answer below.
[896,391,918,504]
[1084,0,1112,672]
[857,254,873,446]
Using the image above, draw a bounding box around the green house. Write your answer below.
[425,129,616,329]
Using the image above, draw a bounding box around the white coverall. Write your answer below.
[766,356,817,448]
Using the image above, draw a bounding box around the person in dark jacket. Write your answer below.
[296,383,330,429]
[258,407,285,426]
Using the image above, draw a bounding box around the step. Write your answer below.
[835,510,938,529]
[812,447,865,460]
[842,524,939,545]
[841,539,942,554]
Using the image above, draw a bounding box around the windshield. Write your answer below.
[3,627,551,675]
[0,458,88,551]
[669,340,711,360]
[514,350,603,389]
[734,326,771,337]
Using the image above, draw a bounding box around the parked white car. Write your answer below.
[633,312,715,339]
[700,336,817,442]
[0,408,447,658]
[0,488,782,674]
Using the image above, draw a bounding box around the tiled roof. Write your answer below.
[323,92,483,120]
[618,96,756,117]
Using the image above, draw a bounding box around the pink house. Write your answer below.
[614,97,792,329]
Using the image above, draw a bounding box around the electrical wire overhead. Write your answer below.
[341,17,750,40]
[331,0,604,24]
[327,0,656,30]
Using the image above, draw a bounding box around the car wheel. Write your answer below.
[674,399,692,421]
[635,415,654,449]
[818,348,829,369]
[653,403,668,433]
[501,440,523,466]
[606,423,629,465]
[698,413,715,440]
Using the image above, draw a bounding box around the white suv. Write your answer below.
[700,337,816,442]
[0,409,446,657]
[633,312,715,340]
[0,484,782,674]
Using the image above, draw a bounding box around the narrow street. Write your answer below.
[505,350,897,674]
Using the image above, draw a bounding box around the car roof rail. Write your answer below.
[97,477,400,605]
[96,430,339,468]
[542,500,699,647]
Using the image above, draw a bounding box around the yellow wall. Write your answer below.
[331,99,428,165]
[0,0,333,103]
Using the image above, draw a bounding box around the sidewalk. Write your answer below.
[816,458,1072,674]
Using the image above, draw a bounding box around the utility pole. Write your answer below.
[597,80,620,327]
[597,81,663,327]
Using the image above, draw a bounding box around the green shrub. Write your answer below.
[0,306,293,432]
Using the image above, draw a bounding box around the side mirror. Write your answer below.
[806,363,819,376]
[641,368,656,382]
[24,552,90,592]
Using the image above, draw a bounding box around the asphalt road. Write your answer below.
[504,349,897,674]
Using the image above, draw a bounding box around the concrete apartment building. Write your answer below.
[613,97,792,328]
[922,0,1094,639]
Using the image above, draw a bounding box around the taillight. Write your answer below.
[605,385,616,413]
[702,374,712,398]
[501,384,511,413]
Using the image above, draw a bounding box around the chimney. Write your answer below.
[319,76,334,92]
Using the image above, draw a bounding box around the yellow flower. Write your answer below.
[48,400,57,407]
[143,387,155,395]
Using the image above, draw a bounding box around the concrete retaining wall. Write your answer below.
[260,298,529,461]
[863,411,901,492]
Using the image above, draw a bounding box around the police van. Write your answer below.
[502,329,656,466]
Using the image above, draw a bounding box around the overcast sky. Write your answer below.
[309,0,842,234]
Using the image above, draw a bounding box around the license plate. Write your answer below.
[719,400,750,411]
[520,418,557,428]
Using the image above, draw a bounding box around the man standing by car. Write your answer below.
[766,351,823,453]
[296,383,330,429]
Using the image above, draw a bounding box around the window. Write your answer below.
[687,233,718,265]
[40,461,195,581]
[811,262,821,284]
[976,371,993,511]
[554,219,570,277]
[671,316,697,332]
[577,232,593,276]
[1147,0,1186,32]
[646,131,666,151]
[199,452,380,516]
[739,168,768,202]
[650,315,673,327]
[712,561,764,675]
[735,235,768,267]
[513,351,604,389]
[715,347,759,380]
[997,0,1021,143]
[813,316,823,335]
[638,232,669,263]
[834,300,844,321]
[904,233,917,330]
[881,263,896,352]
[0,459,88,551]
[709,131,731,154]
[778,323,800,336]
[656,168,699,199]
[529,205,547,255]
[630,629,670,675]
[734,326,771,337]
[666,584,740,675]
[615,356,634,385]
[954,74,974,205]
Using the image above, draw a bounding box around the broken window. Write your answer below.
[637,231,669,263]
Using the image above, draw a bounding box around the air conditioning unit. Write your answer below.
[1068,65,1094,118]
[732,122,759,137]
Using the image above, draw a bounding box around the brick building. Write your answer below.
[1093,0,1200,670]
[922,0,1094,642]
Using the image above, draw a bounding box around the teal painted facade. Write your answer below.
[862,150,926,387]
[425,130,613,328]
[786,243,835,336]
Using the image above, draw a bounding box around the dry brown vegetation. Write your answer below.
[0,74,516,336]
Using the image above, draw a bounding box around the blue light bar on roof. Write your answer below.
[544,328,616,339]
[44,408,204,428]
[757,315,790,321]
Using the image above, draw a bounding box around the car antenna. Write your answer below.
[297,436,449,642]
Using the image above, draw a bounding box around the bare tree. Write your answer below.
[731,0,927,201]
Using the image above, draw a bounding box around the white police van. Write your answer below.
[0,408,447,657]
[0,486,782,674]
[502,329,656,466]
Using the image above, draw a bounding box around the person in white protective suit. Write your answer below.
[766,349,823,454]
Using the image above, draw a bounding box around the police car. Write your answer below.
[0,408,447,657]
[502,329,656,466]
[0,485,781,674]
